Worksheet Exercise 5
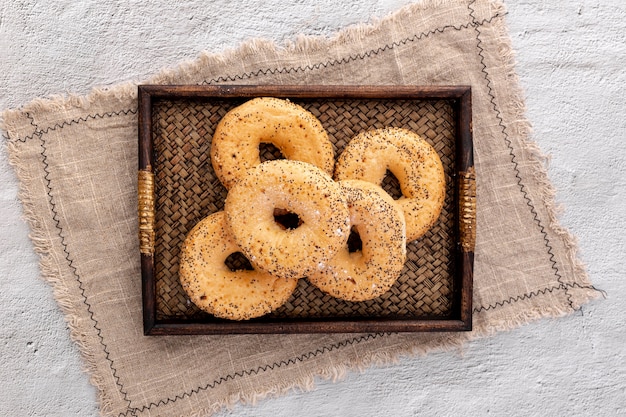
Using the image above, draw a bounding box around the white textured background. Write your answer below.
[1,1,625,416]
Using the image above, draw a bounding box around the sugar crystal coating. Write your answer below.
[334,127,445,241]
[224,159,350,280]
[211,97,334,189]
[178,211,298,320]
[307,179,407,302]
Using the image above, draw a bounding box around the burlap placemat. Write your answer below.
[2,0,601,415]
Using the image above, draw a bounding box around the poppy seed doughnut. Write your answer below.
[334,127,445,241]
[211,97,334,189]
[224,159,351,280]
[178,211,298,321]
[307,180,407,302]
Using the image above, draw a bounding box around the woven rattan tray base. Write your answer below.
[138,85,474,334]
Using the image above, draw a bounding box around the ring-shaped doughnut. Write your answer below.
[334,127,445,241]
[307,180,406,302]
[178,211,298,321]
[211,97,334,189]
[224,159,351,280]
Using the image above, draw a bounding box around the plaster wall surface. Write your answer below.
[0,1,624,416]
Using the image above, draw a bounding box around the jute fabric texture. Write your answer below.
[2,0,600,415]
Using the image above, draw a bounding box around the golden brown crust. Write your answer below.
[224,159,350,280]
[307,180,406,302]
[211,97,334,189]
[334,127,445,241]
[178,211,298,321]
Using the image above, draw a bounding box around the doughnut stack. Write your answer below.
[178,97,445,320]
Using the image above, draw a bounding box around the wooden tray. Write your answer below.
[138,85,474,335]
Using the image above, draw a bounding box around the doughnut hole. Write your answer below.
[273,208,303,230]
[347,226,363,253]
[381,169,403,200]
[224,251,254,271]
[259,142,286,162]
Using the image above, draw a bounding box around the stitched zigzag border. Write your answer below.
[15,108,138,143]
[467,0,577,311]
[34,129,134,409]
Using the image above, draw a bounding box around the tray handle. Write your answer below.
[138,169,155,255]
[459,166,476,252]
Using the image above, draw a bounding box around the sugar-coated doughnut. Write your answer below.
[307,180,406,302]
[178,211,298,320]
[211,97,334,189]
[224,159,351,280]
[334,127,445,241]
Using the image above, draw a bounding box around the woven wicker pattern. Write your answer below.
[152,98,456,320]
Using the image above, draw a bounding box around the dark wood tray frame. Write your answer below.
[138,85,474,335]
